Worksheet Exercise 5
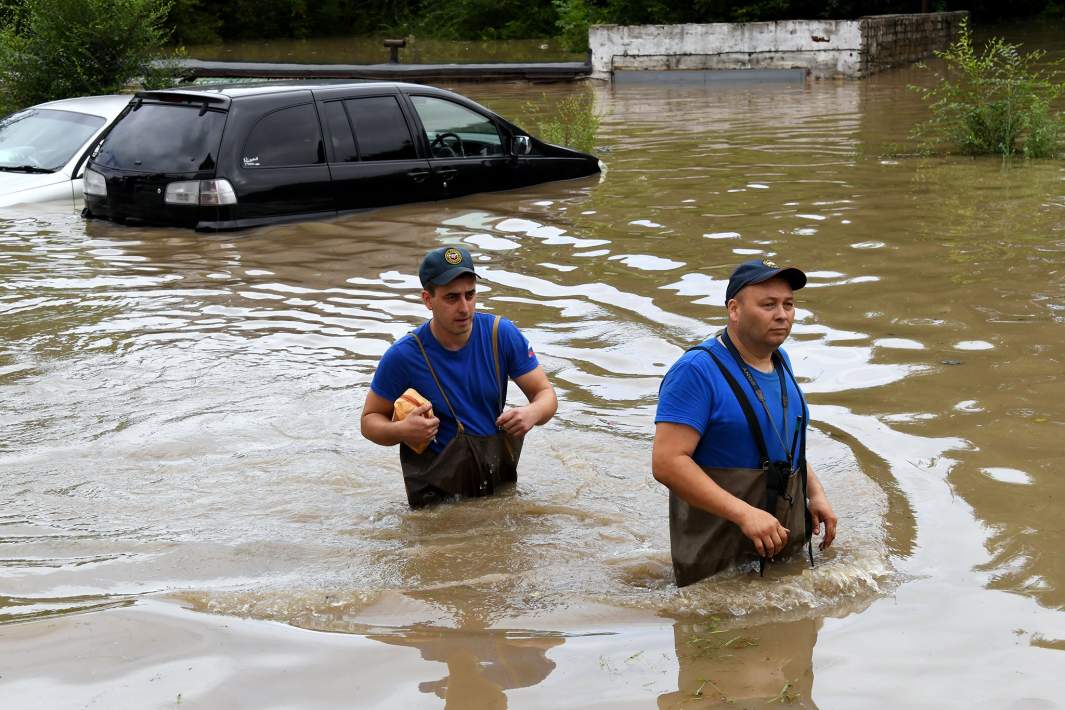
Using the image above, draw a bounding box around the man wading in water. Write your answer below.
[361,246,556,507]
[652,259,837,586]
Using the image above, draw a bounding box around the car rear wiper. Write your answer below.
[0,164,55,174]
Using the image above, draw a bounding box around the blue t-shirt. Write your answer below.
[655,336,807,469]
[371,312,540,454]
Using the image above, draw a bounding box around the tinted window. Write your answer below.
[410,96,503,158]
[322,101,357,163]
[243,104,325,168]
[0,109,105,171]
[94,103,226,173]
[344,97,415,161]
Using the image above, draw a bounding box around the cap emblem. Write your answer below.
[762,259,779,268]
[444,248,463,265]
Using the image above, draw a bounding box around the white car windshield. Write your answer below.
[0,108,106,172]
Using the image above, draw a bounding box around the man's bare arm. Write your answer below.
[652,421,789,558]
[805,464,837,550]
[496,366,557,438]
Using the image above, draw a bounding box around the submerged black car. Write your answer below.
[82,82,601,231]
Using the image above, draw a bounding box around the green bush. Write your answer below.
[911,19,1065,158]
[0,0,174,111]
[554,0,603,52]
[413,0,557,40]
[0,1,26,30]
[553,0,682,53]
[522,91,600,153]
[167,0,223,45]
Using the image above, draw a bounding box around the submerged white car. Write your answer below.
[0,94,132,209]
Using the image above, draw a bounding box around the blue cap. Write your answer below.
[725,259,806,304]
[419,246,478,288]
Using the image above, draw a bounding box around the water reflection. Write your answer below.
[658,617,818,708]
[368,625,565,709]
[184,36,584,65]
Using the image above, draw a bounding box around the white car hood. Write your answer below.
[0,170,65,194]
[0,170,71,208]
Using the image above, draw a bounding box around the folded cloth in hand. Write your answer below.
[392,388,434,454]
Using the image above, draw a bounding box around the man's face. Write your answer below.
[728,277,795,350]
[422,274,477,339]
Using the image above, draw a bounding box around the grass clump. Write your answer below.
[911,19,1065,159]
[692,676,731,703]
[682,619,760,659]
[767,681,800,704]
[521,91,600,154]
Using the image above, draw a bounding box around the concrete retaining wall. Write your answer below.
[589,11,967,81]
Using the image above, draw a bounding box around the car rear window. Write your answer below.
[344,97,416,161]
[242,103,325,168]
[322,101,358,163]
[94,102,226,173]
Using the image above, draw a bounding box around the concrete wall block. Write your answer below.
[589,12,965,81]
[858,11,966,77]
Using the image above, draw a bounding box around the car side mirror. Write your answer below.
[512,135,532,156]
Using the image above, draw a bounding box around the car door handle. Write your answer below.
[407,169,430,183]
[435,168,458,181]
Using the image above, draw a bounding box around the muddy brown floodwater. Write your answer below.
[2,25,1065,709]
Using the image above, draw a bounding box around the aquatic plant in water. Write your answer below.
[911,19,1065,159]
[521,91,600,154]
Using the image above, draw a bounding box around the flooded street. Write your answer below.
[3,31,1065,707]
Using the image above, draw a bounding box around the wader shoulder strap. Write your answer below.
[774,353,816,568]
[491,315,520,463]
[688,345,771,467]
[491,315,505,415]
[411,331,465,434]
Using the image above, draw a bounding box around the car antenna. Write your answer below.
[199,101,209,116]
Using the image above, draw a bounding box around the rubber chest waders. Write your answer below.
[669,332,814,587]
[399,315,523,508]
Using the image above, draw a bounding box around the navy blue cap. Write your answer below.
[725,259,806,304]
[419,246,478,288]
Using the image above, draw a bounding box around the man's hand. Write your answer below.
[397,402,438,449]
[496,406,537,438]
[737,506,790,558]
[807,492,837,550]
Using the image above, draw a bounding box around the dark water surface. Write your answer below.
[3,27,1065,708]
[184,36,585,64]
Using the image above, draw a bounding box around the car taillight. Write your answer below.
[83,168,107,197]
[199,179,237,206]
[164,179,237,206]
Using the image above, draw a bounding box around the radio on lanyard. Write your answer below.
[720,329,797,467]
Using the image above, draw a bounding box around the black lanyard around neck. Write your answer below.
[719,329,793,466]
